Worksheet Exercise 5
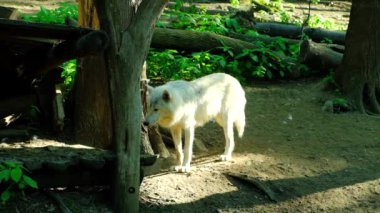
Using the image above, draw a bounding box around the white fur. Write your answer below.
[145,73,246,172]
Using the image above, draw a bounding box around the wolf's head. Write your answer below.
[143,85,175,128]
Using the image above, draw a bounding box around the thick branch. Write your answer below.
[22,30,108,78]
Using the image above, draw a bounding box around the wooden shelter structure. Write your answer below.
[0,7,156,189]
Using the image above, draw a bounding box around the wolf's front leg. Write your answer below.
[170,127,183,171]
[181,126,195,172]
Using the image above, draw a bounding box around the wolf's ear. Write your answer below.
[162,90,170,102]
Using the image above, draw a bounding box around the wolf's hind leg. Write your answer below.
[220,118,235,161]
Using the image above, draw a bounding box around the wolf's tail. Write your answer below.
[234,110,246,138]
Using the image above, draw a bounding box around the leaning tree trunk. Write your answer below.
[94,0,167,212]
[74,0,112,149]
[335,1,380,114]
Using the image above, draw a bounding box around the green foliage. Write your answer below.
[311,0,320,4]
[22,2,78,24]
[321,73,336,85]
[308,15,334,29]
[147,49,229,82]
[147,35,302,83]
[21,4,78,92]
[0,162,38,204]
[256,0,283,10]
[153,2,309,82]
[332,98,348,106]
[277,10,303,25]
[20,0,316,87]
[61,60,77,91]
[161,11,231,34]
[230,0,240,7]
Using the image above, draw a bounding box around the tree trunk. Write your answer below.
[140,62,154,155]
[335,1,380,114]
[94,0,167,212]
[75,0,112,149]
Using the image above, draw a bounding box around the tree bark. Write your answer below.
[94,0,167,212]
[75,0,112,149]
[254,22,346,45]
[140,62,154,155]
[335,0,380,114]
[299,39,343,73]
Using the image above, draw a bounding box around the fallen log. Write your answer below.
[228,31,300,46]
[151,28,262,53]
[0,19,93,40]
[254,22,346,45]
[299,39,343,72]
[228,31,345,53]
[0,141,158,188]
[151,28,297,72]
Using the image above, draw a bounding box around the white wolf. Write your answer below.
[144,73,246,172]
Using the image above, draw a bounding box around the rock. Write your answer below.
[193,138,208,153]
[322,100,334,113]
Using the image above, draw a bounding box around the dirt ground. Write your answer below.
[140,79,380,212]
[1,0,380,212]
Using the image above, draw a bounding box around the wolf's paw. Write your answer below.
[171,165,191,173]
[220,154,232,161]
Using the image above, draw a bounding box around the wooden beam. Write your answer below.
[0,19,95,40]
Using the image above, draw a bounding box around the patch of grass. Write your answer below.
[22,2,78,24]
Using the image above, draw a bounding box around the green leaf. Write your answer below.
[250,54,259,62]
[23,176,38,189]
[4,162,17,168]
[235,51,249,59]
[10,167,22,183]
[1,190,11,202]
[279,71,285,77]
[219,60,226,67]
[266,70,273,79]
[18,182,26,190]
[0,170,10,182]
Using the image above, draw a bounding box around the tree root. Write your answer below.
[363,83,380,114]
[354,83,380,115]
